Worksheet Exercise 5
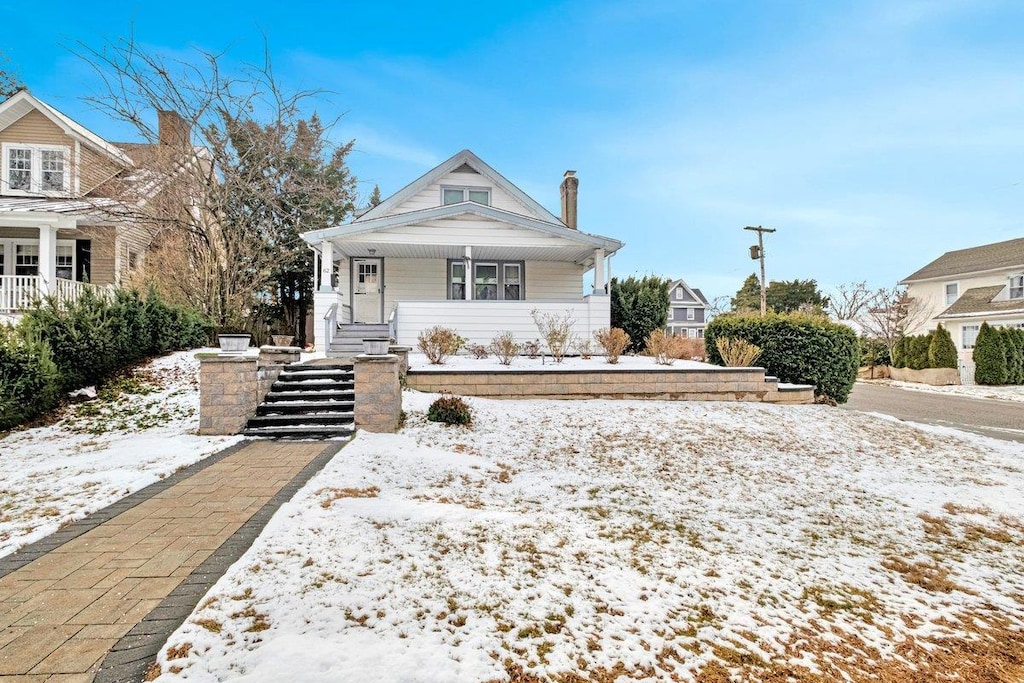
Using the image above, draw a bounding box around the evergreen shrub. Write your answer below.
[704,312,859,403]
[0,327,61,431]
[973,322,1007,385]
[427,393,472,426]
[927,324,958,369]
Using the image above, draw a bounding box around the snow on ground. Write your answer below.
[409,352,718,372]
[879,379,1024,403]
[0,350,241,558]
[152,393,1024,682]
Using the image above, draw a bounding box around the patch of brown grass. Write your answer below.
[194,618,222,633]
[166,642,192,660]
[881,556,964,593]
[143,662,161,681]
[319,486,380,508]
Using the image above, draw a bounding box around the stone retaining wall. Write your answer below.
[889,367,960,386]
[406,366,814,404]
[199,346,302,435]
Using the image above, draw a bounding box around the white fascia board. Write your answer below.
[302,202,624,253]
[357,149,563,225]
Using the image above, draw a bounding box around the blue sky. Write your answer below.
[4,0,1024,303]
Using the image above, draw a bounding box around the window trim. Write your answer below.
[961,324,980,350]
[2,143,72,196]
[686,307,695,321]
[1009,274,1024,300]
[944,281,959,306]
[446,258,525,301]
[440,185,491,207]
[675,288,683,300]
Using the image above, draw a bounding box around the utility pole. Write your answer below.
[745,225,776,316]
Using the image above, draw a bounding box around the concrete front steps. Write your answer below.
[328,323,390,355]
[243,363,356,438]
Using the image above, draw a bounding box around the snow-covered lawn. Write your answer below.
[0,351,240,558]
[881,379,1024,403]
[151,393,1024,682]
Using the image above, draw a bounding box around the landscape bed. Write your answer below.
[149,391,1024,682]
[0,350,241,558]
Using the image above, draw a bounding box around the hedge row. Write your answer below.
[974,322,1024,386]
[704,312,860,403]
[892,325,957,370]
[0,289,212,431]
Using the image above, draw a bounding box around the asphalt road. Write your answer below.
[844,382,1024,444]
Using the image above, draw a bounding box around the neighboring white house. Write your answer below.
[900,236,1024,362]
[665,278,708,338]
[301,149,624,353]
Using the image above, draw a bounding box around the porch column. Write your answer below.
[592,248,606,295]
[319,240,334,292]
[38,226,58,296]
[464,246,473,300]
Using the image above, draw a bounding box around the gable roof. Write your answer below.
[668,279,707,305]
[0,90,133,167]
[935,285,1024,319]
[302,201,623,253]
[901,236,1024,283]
[356,149,564,226]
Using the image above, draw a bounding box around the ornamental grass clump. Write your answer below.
[417,326,464,365]
[427,393,472,426]
[489,331,520,366]
[594,327,630,364]
[716,337,762,367]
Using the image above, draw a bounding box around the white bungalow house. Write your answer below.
[301,150,624,354]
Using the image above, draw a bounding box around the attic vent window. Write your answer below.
[442,186,490,206]
[2,143,70,195]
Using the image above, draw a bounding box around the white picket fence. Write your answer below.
[959,361,976,386]
[0,275,112,313]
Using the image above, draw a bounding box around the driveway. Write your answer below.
[844,382,1024,444]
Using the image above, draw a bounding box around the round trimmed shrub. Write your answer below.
[427,394,472,426]
[927,324,958,369]
[974,322,1007,385]
[704,312,860,403]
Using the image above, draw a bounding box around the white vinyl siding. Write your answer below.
[525,261,585,300]
[380,258,447,313]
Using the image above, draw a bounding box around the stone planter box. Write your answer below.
[271,334,294,347]
[889,367,960,386]
[217,334,252,355]
[363,338,390,355]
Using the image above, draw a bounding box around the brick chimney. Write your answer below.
[157,110,191,148]
[560,170,578,230]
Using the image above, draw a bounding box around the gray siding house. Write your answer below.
[666,279,708,338]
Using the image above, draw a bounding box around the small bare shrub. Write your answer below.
[644,329,678,365]
[716,337,761,367]
[532,309,576,362]
[490,331,520,366]
[523,340,540,359]
[576,339,594,359]
[594,327,630,364]
[427,393,472,426]
[677,336,706,361]
[417,326,465,365]
[467,343,489,359]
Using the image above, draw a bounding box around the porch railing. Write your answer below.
[0,276,113,313]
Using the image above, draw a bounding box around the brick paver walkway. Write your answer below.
[0,440,344,682]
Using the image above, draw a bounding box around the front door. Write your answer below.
[352,258,383,323]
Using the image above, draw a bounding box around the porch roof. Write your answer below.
[301,201,624,263]
[0,196,121,227]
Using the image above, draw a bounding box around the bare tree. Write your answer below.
[828,281,873,321]
[75,37,355,330]
[861,286,928,359]
[0,50,22,99]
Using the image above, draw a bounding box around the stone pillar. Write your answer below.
[354,354,402,433]
[388,345,411,380]
[257,346,301,401]
[198,354,259,435]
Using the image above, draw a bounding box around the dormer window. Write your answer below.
[442,186,490,206]
[2,143,71,195]
[1010,274,1024,300]
[944,282,959,306]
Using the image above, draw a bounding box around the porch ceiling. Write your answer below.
[333,240,598,264]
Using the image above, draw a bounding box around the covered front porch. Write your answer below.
[303,204,621,353]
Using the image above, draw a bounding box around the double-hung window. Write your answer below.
[1010,274,1024,300]
[962,324,980,350]
[441,186,490,206]
[56,245,74,280]
[2,144,71,195]
[686,307,695,320]
[15,244,39,276]
[447,260,524,300]
[944,282,959,305]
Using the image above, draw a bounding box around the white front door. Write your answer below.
[352,258,383,323]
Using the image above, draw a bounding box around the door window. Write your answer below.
[356,262,378,294]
